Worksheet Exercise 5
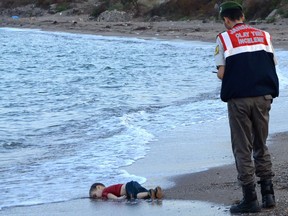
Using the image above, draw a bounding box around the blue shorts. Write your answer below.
[125,181,148,199]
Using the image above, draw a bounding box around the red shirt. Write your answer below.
[102,184,123,199]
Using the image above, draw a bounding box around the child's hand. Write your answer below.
[107,193,127,200]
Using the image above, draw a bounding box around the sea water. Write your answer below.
[0,28,287,210]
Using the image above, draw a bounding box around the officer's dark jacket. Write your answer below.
[218,23,279,102]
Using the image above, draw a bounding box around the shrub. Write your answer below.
[90,2,108,18]
[243,0,281,19]
[108,2,124,11]
[1,0,34,8]
[278,8,288,18]
[150,0,218,20]
[36,0,75,8]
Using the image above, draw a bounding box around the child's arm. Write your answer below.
[107,193,126,200]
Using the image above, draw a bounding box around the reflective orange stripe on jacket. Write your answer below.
[218,24,273,58]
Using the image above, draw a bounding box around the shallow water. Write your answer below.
[0,28,287,209]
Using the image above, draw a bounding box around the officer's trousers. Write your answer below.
[227,95,275,186]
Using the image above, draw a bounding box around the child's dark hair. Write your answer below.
[220,8,244,21]
[89,183,105,198]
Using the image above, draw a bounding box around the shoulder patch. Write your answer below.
[214,45,219,56]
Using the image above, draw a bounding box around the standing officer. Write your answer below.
[214,1,279,214]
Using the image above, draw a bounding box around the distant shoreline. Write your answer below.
[1,14,288,49]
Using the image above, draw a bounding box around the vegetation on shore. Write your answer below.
[1,0,288,21]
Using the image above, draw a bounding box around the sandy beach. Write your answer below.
[1,14,288,49]
[1,14,288,215]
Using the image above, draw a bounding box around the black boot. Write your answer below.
[230,183,261,214]
[258,179,276,208]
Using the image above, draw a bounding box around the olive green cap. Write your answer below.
[219,1,243,14]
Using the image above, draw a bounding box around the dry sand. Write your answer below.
[1,14,288,216]
[164,132,288,216]
[1,14,288,48]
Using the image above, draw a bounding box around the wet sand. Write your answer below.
[126,91,288,216]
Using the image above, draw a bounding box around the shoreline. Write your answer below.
[1,15,288,48]
[125,91,288,215]
[1,15,288,215]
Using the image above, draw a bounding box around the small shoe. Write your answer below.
[148,189,156,199]
[155,186,163,199]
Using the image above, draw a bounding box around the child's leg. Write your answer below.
[128,181,163,199]
[136,192,150,199]
[126,181,149,199]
